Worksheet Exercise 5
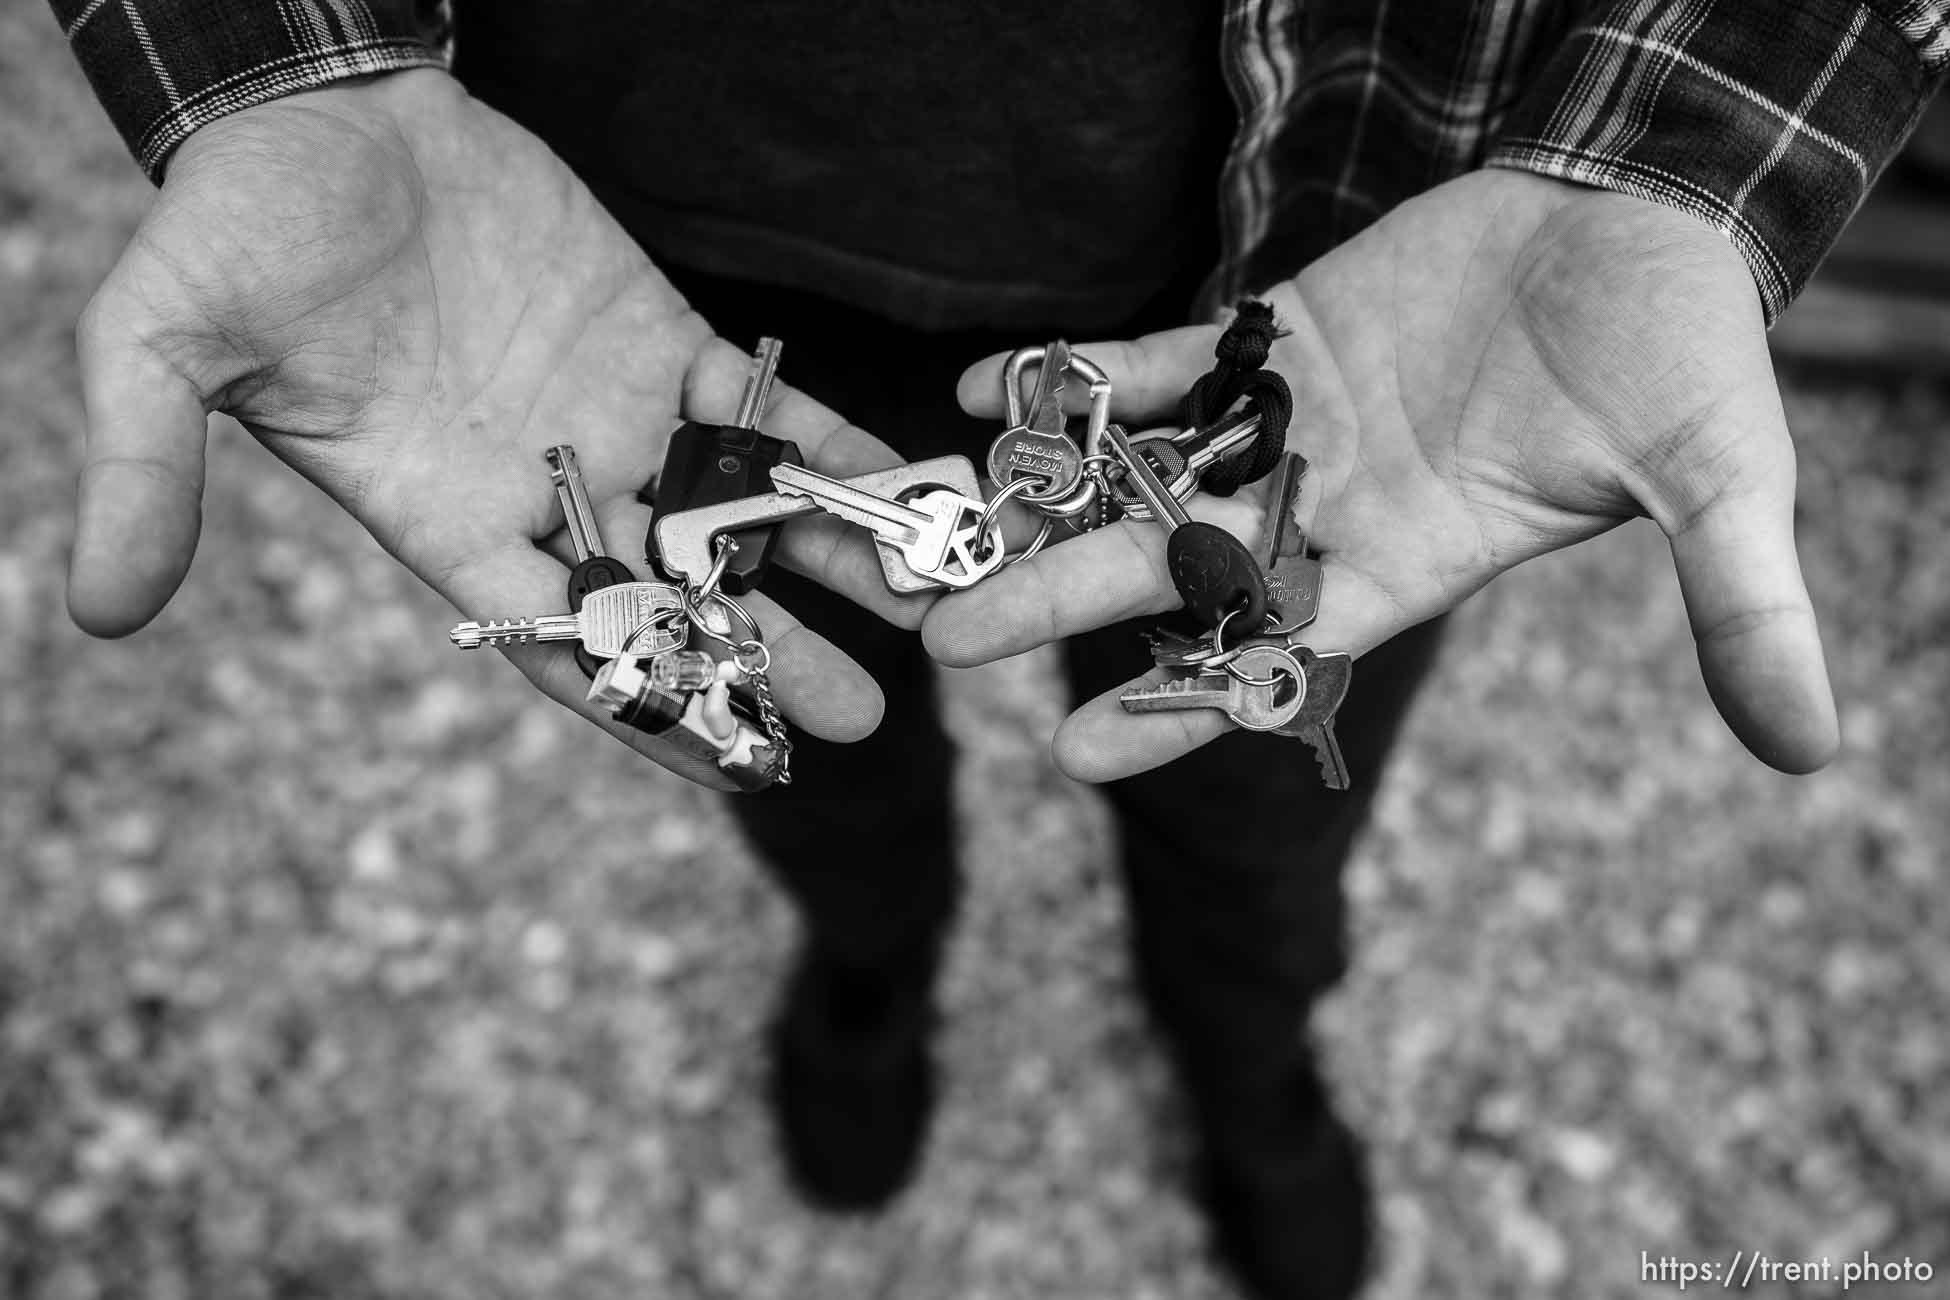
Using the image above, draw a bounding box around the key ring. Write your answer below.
[998,346,1114,514]
[1212,606,1284,687]
[734,639,772,675]
[693,535,738,604]
[1054,454,1124,534]
[683,539,767,655]
[621,609,689,656]
[685,585,762,655]
[975,476,1052,567]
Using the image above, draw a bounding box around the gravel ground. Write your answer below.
[5,8,1950,1298]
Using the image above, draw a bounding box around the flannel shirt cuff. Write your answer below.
[52,0,453,183]
[1486,0,1950,324]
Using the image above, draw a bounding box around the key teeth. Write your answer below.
[1119,674,1227,709]
[450,620,541,649]
[1317,756,1351,791]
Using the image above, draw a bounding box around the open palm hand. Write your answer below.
[70,71,918,786]
[926,170,1837,782]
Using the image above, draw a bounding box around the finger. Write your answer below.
[773,481,1049,631]
[955,324,1226,427]
[921,490,1264,667]
[685,335,902,480]
[1052,668,1235,784]
[68,300,213,637]
[1667,483,1838,773]
[729,588,885,740]
[776,514,937,630]
[922,520,1175,666]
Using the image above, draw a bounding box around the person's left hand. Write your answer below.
[923,169,1838,782]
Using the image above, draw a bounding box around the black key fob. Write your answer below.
[568,554,637,680]
[647,420,803,595]
[1167,521,1268,630]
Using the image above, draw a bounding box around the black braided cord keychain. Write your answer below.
[1176,300,1293,496]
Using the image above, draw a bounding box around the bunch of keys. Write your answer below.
[1116,450,1354,789]
[448,443,789,790]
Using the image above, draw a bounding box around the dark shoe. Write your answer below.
[767,946,937,1211]
[1197,1070,1374,1300]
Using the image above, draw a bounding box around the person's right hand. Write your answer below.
[70,69,915,788]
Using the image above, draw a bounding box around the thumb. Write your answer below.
[67,293,215,637]
[955,324,1224,426]
[1664,454,1838,774]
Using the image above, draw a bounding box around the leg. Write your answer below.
[665,264,1040,973]
[654,268,998,1208]
[1067,616,1448,1299]
[729,565,961,1210]
[735,564,961,969]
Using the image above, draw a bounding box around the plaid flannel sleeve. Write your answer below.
[1487,0,1950,322]
[49,0,453,183]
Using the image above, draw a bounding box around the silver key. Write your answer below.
[1257,452,1322,633]
[449,581,687,655]
[545,444,607,561]
[734,337,783,430]
[986,340,1085,501]
[1023,341,1069,431]
[1118,645,1306,731]
[1105,422,1269,630]
[986,342,1112,519]
[1113,410,1265,520]
[1274,646,1352,788]
[1104,423,1195,530]
[1141,627,1224,670]
[654,456,990,595]
[769,463,1003,589]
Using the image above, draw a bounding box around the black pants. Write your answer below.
[667,266,1445,1152]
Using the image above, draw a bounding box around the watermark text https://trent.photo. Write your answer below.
[1642,1249,1935,1290]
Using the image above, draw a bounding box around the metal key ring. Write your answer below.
[1175,643,1242,670]
[694,535,739,604]
[976,475,1053,567]
[1048,455,1124,534]
[735,638,771,676]
[999,346,1087,509]
[1223,658,1286,688]
[1211,607,1284,688]
[621,609,689,656]
[683,575,763,656]
[1024,352,1114,519]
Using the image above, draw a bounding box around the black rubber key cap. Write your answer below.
[646,338,803,596]
[1103,423,1266,629]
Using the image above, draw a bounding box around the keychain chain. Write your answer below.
[688,536,792,785]
[739,642,792,786]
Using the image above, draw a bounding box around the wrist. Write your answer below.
[167,66,470,189]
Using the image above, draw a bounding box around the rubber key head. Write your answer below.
[568,554,638,680]
[568,555,637,611]
[649,420,803,594]
[1166,521,1267,630]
